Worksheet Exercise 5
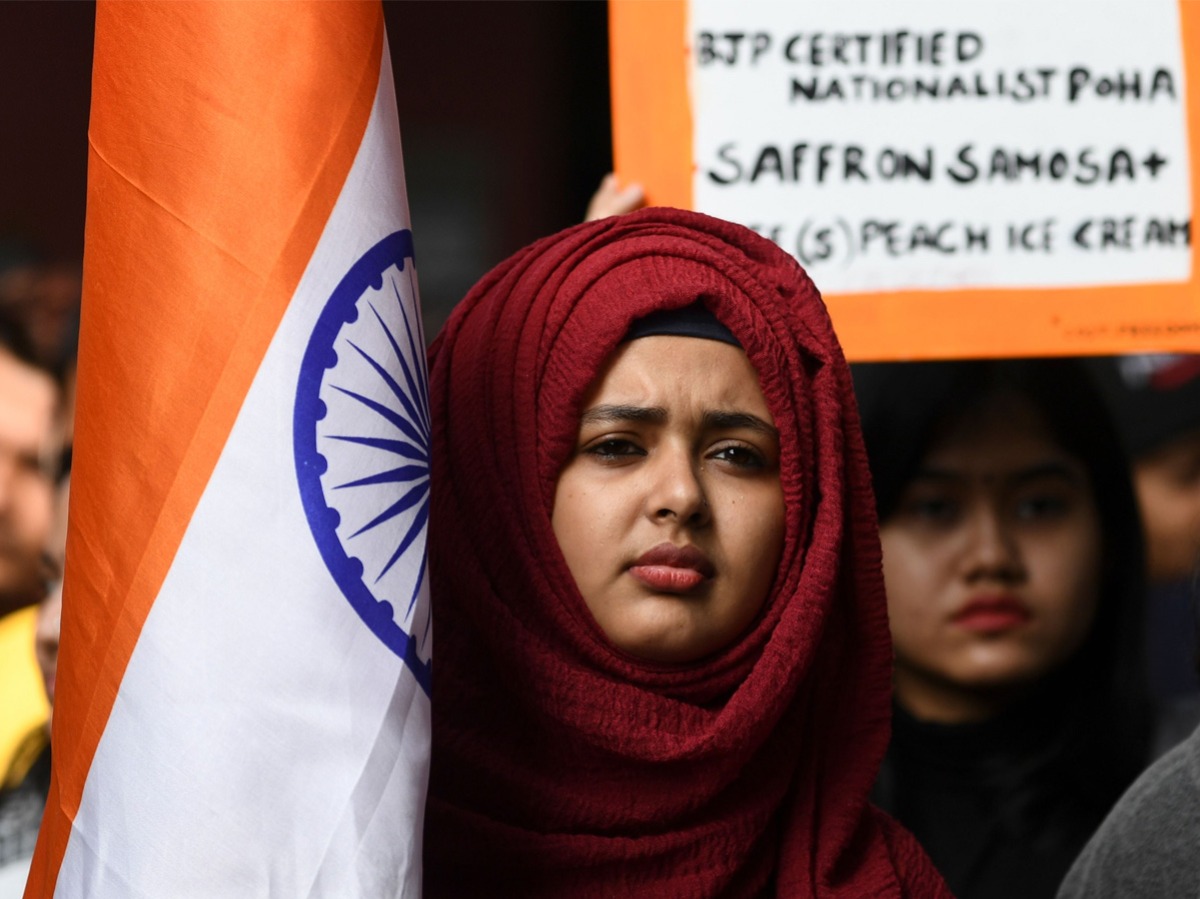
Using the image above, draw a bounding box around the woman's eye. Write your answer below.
[1014,492,1071,521]
[903,495,961,525]
[584,438,645,461]
[709,443,767,470]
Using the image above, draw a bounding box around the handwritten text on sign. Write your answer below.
[691,0,1191,292]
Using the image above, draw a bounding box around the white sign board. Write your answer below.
[692,0,1190,292]
[611,0,1200,358]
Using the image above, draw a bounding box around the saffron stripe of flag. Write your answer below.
[27,2,430,895]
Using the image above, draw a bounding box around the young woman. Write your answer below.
[423,208,950,897]
[853,359,1153,899]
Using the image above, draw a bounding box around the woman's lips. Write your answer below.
[952,595,1032,633]
[628,543,714,594]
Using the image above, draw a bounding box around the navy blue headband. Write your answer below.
[623,303,741,348]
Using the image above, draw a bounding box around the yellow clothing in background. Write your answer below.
[0,607,48,787]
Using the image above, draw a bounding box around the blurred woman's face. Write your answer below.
[880,393,1102,723]
[552,336,786,664]
[1132,427,1200,583]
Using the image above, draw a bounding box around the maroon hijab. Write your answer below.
[424,208,950,897]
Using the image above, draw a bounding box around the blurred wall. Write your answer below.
[386,1,611,334]
[0,3,94,265]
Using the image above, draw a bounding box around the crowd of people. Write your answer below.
[3,183,1200,896]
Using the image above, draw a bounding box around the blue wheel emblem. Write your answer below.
[294,231,431,694]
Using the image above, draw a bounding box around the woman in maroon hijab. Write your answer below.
[424,207,949,897]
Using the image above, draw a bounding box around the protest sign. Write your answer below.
[611,0,1200,359]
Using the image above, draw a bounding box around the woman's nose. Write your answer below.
[647,449,711,527]
[961,505,1024,582]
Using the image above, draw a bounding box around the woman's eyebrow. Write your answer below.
[1010,461,1085,486]
[913,461,1084,486]
[580,404,667,425]
[579,405,779,439]
[703,410,779,439]
[911,468,960,481]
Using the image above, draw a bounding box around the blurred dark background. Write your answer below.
[0,0,612,337]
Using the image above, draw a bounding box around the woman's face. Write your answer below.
[552,335,786,664]
[880,393,1102,723]
[1132,427,1200,583]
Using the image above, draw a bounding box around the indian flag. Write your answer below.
[26,2,431,895]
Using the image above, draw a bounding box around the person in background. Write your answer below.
[1086,353,1200,701]
[1055,665,1200,897]
[0,317,57,619]
[0,466,68,896]
[0,309,58,620]
[853,358,1155,899]
[1055,710,1200,897]
[0,313,61,870]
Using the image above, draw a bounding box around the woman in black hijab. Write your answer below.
[853,358,1152,899]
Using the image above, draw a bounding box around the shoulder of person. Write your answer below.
[1057,722,1200,899]
[1149,694,1200,761]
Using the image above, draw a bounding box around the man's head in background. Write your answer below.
[0,313,57,617]
[1090,355,1200,584]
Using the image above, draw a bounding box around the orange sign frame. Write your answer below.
[610,0,1200,360]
